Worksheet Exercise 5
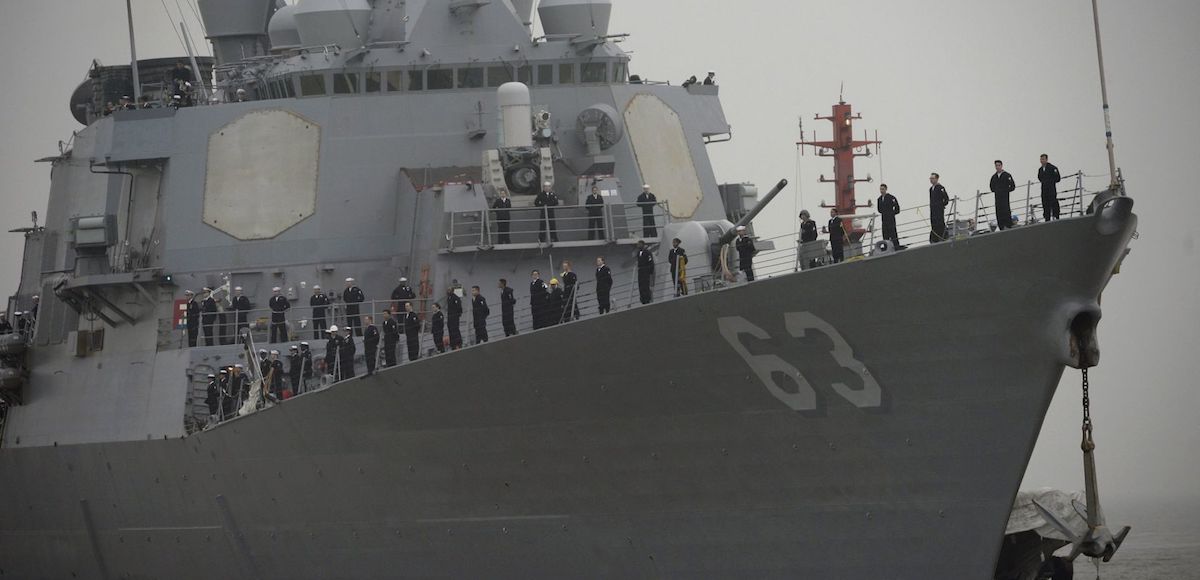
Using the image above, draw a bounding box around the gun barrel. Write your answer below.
[719,178,788,245]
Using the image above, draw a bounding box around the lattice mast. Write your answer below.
[797,98,881,241]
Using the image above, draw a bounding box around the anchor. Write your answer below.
[1033,365,1130,564]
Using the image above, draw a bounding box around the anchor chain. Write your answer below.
[1081,368,1095,452]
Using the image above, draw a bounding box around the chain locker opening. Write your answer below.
[1068,310,1101,369]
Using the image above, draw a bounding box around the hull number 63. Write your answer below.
[718,313,882,411]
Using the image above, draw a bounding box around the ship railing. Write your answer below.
[443,201,670,251]
[737,171,1108,280]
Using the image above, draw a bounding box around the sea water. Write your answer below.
[1074,497,1200,579]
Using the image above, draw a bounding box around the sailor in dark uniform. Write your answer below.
[338,327,357,379]
[492,188,513,244]
[342,278,365,336]
[529,270,549,329]
[668,238,688,296]
[403,302,422,361]
[471,286,490,343]
[230,364,248,410]
[0,312,12,334]
[299,342,314,393]
[800,210,818,242]
[534,182,560,242]
[201,287,218,346]
[381,309,399,367]
[734,226,757,281]
[929,173,951,243]
[268,286,290,343]
[636,240,655,304]
[205,373,220,422]
[267,350,285,400]
[876,184,901,249]
[560,260,580,320]
[430,303,446,353]
[1037,154,1062,221]
[499,279,517,337]
[231,286,252,333]
[636,185,658,238]
[390,277,415,313]
[990,160,1017,230]
[287,345,302,394]
[184,290,199,347]
[324,326,342,381]
[309,285,329,339]
[585,185,605,240]
[703,70,716,85]
[446,287,463,350]
[827,209,847,264]
[547,279,565,325]
[362,316,380,375]
[595,257,613,314]
[218,368,235,419]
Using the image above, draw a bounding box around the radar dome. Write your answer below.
[538,0,612,38]
[268,4,302,51]
[294,0,371,50]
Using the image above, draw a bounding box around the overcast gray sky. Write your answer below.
[1,1,1197,503]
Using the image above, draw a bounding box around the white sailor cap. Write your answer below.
[259,349,268,354]
[207,373,216,378]
[299,342,309,347]
[543,181,552,187]
[707,70,716,74]
[736,225,747,231]
[234,286,242,291]
[270,349,279,355]
[272,286,281,292]
[31,295,38,300]
[234,363,244,369]
[236,88,246,94]
[184,290,194,295]
[313,285,321,289]
[642,184,651,189]
[329,325,339,332]
[172,95,182,100]
[289,345,298,350]
[218,369,228,374]
[345,277,355,282]
[399,277,408,283]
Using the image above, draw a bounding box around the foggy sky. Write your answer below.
[0,0,1197,504]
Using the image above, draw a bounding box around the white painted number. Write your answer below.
[718,313,882,411]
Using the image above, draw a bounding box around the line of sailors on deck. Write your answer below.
[491,182,660,244]
[797,155,1065,263]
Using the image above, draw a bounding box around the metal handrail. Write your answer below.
[444,201,670,250]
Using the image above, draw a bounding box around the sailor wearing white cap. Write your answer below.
[298,341,314,393]
[309,284,329,339]
[184,289,200,347]
[703,71,716,85]
[205,373,220,418]
[391,277,415,312]
[268,286,290,343]
[342,278,365,336]
[637,184,658,238]
[534,180,560,242]
[324,325,343,381]
[231,286,251,333]
[235,88,247,102]
[734,225,757,282]
[200,287,219,346]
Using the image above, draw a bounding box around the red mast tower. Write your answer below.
[797,98,881,242]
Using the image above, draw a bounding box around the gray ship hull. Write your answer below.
[0,203,1136,579]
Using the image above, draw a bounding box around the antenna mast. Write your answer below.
[125,0,142,100]
[1090,0,1118,189]
[797,97,881,242]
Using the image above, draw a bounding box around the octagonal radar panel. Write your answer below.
[204,110,320,240]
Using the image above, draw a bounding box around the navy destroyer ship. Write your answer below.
[0,0,1137,578]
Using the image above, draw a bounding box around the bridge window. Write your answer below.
[537,64,554,86]
[334,73,359,94]
[299,73,327,96]
[582,62,607,83]
[612,62,626,83]
[458,67,484,89]
[559,63,576,84]
[488,65,512,87]
[366,71,382,93]
[406,70,424,91]
[518,65,533,85]
[428,69,453,90]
